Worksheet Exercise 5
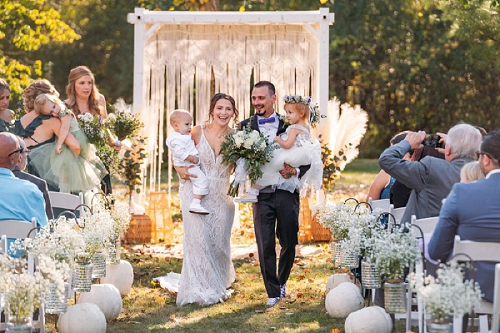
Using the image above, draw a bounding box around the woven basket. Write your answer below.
[311,212,332,242]
[124,214,153,243]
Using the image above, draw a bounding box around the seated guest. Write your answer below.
[12,136,54,220]
[366,131,408,202]
[390,146,445,208]
[0,132,48,227]
[429,130,500,303]
[379,124,482,224]
[460,161,485,183]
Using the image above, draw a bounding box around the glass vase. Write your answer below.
[361,260,382,289]
[45,282,69,314]
[71,261,93,292]
[108,238,121,265]
[426,316,453,333]
[384,280,407,313]
[6,317,32,333]
[342,252,359,269]
[91,251,106,278]
[330,240,341,265]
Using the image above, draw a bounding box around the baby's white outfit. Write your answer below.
[256,124,322,193]
[166,131,209,196]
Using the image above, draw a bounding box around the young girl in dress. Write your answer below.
[235,95,323,203]
[33,93,108,193]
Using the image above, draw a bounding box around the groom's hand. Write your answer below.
[279,163,297,179]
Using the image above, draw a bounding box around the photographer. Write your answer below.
[378,124,482,224]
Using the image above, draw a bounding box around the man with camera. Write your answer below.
[378,124,482,224]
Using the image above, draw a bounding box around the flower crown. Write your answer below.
[283,95,325,128]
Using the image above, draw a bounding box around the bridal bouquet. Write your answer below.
[77,113,107,147]
[220,124,278,196]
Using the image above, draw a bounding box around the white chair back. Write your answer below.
[0,217,37,240]
[368,197,391,212]
[49,191,84,217]
[391,205,406,225]
[451,235,500,333]
[491,263,500,333]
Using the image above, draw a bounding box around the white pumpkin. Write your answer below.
[325,281,364,317]
[58,303,106,333]
[77,284,122,321]
[100,260,134,296]
[326,273,351,294]
[345,306,392,333]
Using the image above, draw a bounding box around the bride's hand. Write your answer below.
[174,165,196,181]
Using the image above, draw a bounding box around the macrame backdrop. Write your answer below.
[139,23,321,192]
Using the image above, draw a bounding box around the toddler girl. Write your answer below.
[460,161,485,183]
[235,95,323,203]
[33,93,108,193]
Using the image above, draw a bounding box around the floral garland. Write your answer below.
[282,95,325,128]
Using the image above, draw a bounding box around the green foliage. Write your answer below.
[0,0,80,103]
[320,135,349,193]
[120,137,147,194]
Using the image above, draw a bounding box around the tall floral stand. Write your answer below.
[298,196,312,242]
[147,191,174,243]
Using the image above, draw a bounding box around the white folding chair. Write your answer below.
[49,191,84,217]
[404,215,440,333]
[491,263,500,333]
[451,236,500,333]
[368,197,391,212]
[0,217,45,332]
[390,205,406,225]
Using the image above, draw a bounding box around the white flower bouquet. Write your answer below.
[77,112,107,147]
[220,124,278,197]
[372,224,422,280]
[409,261,482,321]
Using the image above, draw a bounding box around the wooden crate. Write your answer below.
[124,214,154,243]
[311,212,332,242]
[147,191,174,243]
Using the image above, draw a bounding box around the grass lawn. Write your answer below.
[71,159,413,333]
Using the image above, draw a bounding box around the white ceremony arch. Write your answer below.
[127,8,335,198]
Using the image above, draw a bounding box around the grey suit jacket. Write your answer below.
[379,141,473,223]
[12,166,54,220]
[428,172,500,302]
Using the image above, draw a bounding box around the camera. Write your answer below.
[422,134,444,148]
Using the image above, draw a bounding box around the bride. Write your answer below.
[165,93,239,306]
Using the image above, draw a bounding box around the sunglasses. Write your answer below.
[476,150,496,161]
[7,147,23,157]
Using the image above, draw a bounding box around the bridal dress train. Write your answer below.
[156,126,236,306]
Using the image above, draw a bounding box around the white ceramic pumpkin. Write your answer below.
[325,281,364,317]
[326,273,351,294]
[345,306,393,333]
[58,303,106,333]
[100,260,134,296]
[77,284,123,321]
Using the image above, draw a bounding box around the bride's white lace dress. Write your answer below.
[174,125,235,306]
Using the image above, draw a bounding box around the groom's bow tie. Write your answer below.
[258,116,276,124]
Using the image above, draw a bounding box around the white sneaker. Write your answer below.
[265,297,280,308]
[234,193,258,203]
[189,202,209,215]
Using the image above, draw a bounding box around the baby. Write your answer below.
[166,109,209,215]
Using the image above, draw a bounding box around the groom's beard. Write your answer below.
[254,108,267,117]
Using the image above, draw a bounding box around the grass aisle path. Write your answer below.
[105,159,383,333]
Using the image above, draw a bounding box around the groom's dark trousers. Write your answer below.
[253,189,300,298]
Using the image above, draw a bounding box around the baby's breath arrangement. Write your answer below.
[409,261,482,321]
[93,194,131,238]
[77,210,114,262]
[317,202,359,240]
[373,224,422,280]
[221,124,279,196]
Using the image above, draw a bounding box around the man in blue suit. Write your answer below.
[428,130,500,303]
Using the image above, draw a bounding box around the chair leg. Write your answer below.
[406,284,412,332]
[453,316,463,333]
[479,314,488,333]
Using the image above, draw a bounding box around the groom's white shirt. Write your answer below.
[257,111,279,144]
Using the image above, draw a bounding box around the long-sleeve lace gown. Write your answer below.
[175,125,236,306]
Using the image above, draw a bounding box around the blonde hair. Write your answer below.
[169,109,192,127]
[23,80,59,112]
[460,161,485,183]
[65,66,101,116]
[33,93,61,115]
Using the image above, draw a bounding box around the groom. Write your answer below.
[240,81,310,308]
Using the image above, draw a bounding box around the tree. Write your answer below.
[0,0,80,104]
